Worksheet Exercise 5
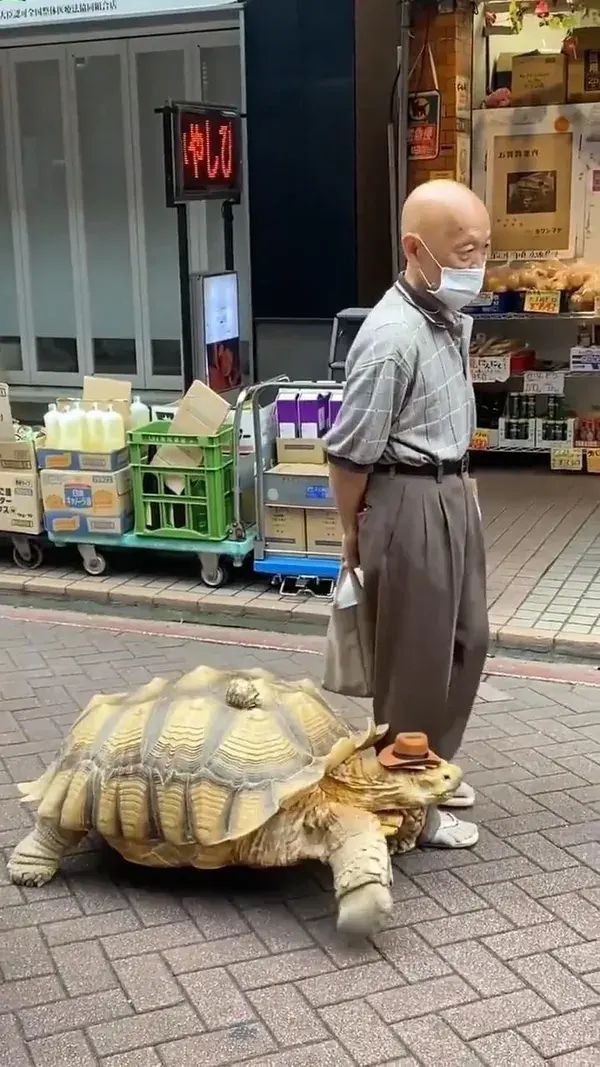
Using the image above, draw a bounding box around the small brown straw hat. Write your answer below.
[378,731,442,771]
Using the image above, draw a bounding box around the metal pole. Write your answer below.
[222,199,236,272]
[176,203,195,392]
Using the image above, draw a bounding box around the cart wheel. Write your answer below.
[83,552,106,576]
[199,558,233,589]
[12,542,43,570]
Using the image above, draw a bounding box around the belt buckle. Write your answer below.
[460,455,469,475]
[436,462,444,483]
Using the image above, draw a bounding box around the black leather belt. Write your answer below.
[373,455,469,479]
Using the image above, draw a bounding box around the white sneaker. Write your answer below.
[441,780,475,810]
[419,809,479,849]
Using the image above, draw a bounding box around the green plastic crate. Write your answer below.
[128,421,234,541]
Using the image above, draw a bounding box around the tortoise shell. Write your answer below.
[29,666,378,847]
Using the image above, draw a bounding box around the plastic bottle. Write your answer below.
[130,395,150,430]
[71,400,86,451]
[62,402,85,451]
[104,404,126,451]
[43,403,60,448]
[85,402,104,452]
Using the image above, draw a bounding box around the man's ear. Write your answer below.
[402,232,419,260]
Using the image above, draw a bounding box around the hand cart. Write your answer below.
[328,307,370,381]
[251,379,345,596]
[45,381,285,587]
[7,533,46,571]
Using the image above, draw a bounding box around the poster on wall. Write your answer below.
[456,132,471,186]
[408,90,441,161]
[489,132,573,256]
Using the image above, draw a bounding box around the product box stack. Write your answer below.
[38,377,135,537]
[0,383,43,536]
[263,388,343,557]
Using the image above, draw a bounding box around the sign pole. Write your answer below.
[158,102,195,391]
[159,99,243,392]
[176,204,195,393]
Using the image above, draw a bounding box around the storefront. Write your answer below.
[0,0,250,401]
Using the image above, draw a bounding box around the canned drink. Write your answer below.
[547,396,557,419]
[527,396,536,418]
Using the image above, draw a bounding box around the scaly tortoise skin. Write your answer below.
[8,666,462,936]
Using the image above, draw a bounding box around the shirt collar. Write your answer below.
[395,273,461,332]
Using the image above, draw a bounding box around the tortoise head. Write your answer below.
[327,747,462,811]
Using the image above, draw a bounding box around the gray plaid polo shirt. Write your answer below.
[324,276,476,470]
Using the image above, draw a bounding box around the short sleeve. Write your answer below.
[324,327,411,468]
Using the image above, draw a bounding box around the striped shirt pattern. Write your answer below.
[324,279,476,469]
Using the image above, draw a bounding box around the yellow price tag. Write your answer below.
[551,447,583,471]
[470,429,490,451]
[523,291,561,314]
[586,448,600,473]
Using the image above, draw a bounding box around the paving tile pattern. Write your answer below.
[1,618,600,1064]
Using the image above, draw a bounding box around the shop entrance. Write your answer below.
[0,27,247,393]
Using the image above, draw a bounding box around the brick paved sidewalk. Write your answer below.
[1,616,600,1066]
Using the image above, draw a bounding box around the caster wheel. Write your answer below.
[12,542,43,570]
[199,558,232,589]
[83,553,106,576]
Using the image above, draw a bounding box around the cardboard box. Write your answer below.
[567,28,600,102]
[0,472,42,534]
[264,463,333,508]
[298,391,328,438]
[328,393,343,427]
[276,390,299,438]
[276,438,326,465]
[82,375,132,429]
[0,438,37,473]
[305,509,343,557]
[498,418,537,450]
[535,418,575,448]
[512,52,566,106]
[40,467,132,516]
[44,511,133,537]
[263,506,306,551]
[36,443,129,473]
[0,382,14,442]
[153,380,231,474]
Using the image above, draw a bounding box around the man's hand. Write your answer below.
[342,528,360,570]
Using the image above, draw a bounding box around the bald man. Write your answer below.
[324,180,490,849]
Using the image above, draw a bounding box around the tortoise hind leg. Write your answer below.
[8,820,84,887]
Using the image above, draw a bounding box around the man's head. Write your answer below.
[401,180,491,310]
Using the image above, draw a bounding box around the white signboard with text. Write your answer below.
[0,0,236,29]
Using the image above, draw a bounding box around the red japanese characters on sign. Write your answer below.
[173,104,242,202]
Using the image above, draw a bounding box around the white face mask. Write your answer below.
[418,239,485,312]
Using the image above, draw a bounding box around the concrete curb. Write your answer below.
[1,570,600,660]
[1,602,600,686]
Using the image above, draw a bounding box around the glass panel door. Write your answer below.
[69,42,142,384]
[11,48,83,385]
[130,40,188,387]
[0,60,26,382]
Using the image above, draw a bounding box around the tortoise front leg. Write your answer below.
[8,820,84,887]
[325,805,393,937]
[234,802,393,938]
